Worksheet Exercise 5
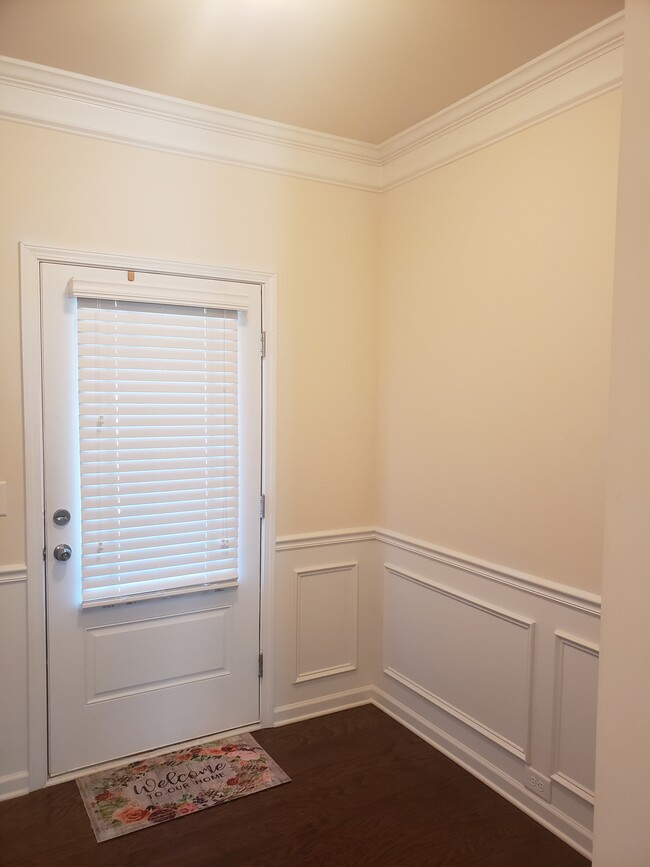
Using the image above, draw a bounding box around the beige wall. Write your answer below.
[0,120,379,564]
[377,92,621,591]
[0,92,621,591]
[594,0,650,862]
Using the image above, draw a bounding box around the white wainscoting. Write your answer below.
[273,528,601,857]
[274,531,378,725]
[0,566,29,801]
[383,564,535,761]
[294,562,359,683]
[551,632,599,804]
[374,531,601,858]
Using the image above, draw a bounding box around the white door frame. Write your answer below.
[20,243,277,791]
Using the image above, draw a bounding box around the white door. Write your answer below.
[41,262,262,776]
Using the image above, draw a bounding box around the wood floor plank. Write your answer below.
[0,705,589,866]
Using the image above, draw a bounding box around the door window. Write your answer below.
[76,298,241,606]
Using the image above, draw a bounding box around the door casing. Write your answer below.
[20,243,277,790]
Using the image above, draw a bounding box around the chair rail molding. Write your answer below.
[375,528,601,616]
[0,564,27,584]
[276,528,375,551]
[276,526,601,614]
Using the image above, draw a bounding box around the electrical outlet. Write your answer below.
[524,768,552,802]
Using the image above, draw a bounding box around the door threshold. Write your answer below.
[45,720,263,787]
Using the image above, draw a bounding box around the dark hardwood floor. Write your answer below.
[0,705,589,866]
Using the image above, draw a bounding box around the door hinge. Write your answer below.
[42,547,46,561]
[258,652,264,678]
[260,331,266,358]
[259,494,266,519]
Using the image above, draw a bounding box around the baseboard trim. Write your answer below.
[371,687,592,858]
[273,686,374,726]
[272,680,594,855]
[0,771,29,801]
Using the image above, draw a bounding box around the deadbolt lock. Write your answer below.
[53,509,71,526]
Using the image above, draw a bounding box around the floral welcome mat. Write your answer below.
[77,733,290,842]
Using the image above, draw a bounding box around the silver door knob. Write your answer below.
[53,544,72,562]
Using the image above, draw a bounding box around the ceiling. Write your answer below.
[0,0,623,144]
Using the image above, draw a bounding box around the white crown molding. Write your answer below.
[379,11,624,188]
[0,12,624,192]
[0,54,380,192]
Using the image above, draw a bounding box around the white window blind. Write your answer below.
[76,298,240,607]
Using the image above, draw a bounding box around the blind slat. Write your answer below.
[81,487,238,504]
[82,574,239,606]
[83,524,237,543]
[80,512,237,536]
[80,501,238,524]
[79,457,238,473]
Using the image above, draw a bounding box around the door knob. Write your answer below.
[53,544,72,562]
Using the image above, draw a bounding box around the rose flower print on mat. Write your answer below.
[77,733,290,841]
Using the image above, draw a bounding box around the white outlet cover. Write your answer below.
[524,767,552,802]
